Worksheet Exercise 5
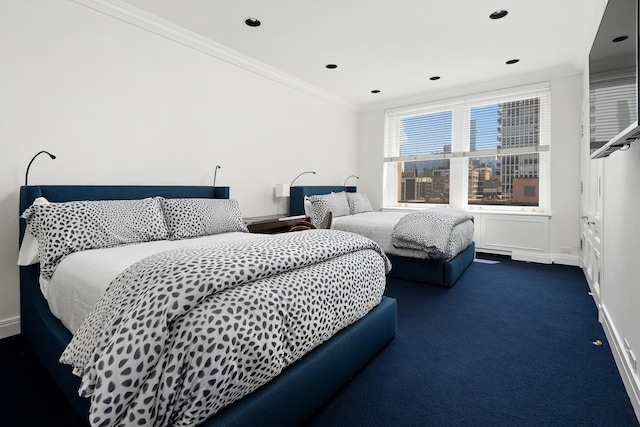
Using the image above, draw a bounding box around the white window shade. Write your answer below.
[385,109,452,161]
[384,84,550,162]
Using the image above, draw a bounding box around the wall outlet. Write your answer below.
[560,247,572,254]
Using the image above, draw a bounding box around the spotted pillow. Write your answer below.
[21,197,169,280]
[306,192,351,227]
[346,192,373,214]
[161,198,248,240]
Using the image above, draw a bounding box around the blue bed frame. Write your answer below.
[18,185,397,426]
[290,185,475,288]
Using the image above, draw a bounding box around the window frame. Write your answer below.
[383,83,551,213]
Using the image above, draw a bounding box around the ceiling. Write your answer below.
[117,0,603,107]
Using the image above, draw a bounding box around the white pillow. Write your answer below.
[306,192,351,227]
[304,197,314,218]
[346,192,373,214]
[17,197,49,266]
[328,192,351,217]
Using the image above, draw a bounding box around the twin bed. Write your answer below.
[18,185,397,427]
[290,186,476,288]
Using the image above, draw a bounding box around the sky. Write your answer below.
[399,103,500,155]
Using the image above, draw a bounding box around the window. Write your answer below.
[384,84,550,211]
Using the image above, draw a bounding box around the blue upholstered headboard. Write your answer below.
[18,185,230,244]
[289,185,357,216]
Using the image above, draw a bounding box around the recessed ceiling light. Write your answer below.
[490,10,509,20]
[371,90,381,93]
[429,76,441,81]
[613,35,629,42]
[506,59,520,65]
[244,18,261,27]
[326,64,338,69]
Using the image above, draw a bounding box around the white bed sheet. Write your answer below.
[43,232,265,334]
[331,211,474,260]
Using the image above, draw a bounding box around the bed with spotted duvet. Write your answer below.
[290,185,475,288]
[18,185,397,427]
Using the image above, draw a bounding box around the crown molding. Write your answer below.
[70,0,360,113]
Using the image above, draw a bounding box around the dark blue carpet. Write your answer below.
[1,256,637,426]
[305,255,639,427]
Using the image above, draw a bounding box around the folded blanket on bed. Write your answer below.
[60,230,390,427]
[392,208,474,255]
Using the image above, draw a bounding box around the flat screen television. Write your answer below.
[589,0,640,158]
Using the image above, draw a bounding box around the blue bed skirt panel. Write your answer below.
[387,242,475,288]
[289,185,356,216]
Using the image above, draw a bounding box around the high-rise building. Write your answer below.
[497,98,540,197]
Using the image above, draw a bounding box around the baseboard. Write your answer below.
[480,250,580,267]
[511,251,552,264]
[549,253,581,266]
[600,305,640,422]
[0,316,21,339]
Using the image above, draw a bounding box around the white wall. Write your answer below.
[0,0,360,337]
[358,73,584,265]
[548,76,583,262]
[357,110,386,209]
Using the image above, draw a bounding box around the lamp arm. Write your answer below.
[343,175,360,186]
[25,150,56,186]
[213,165,221,187]
[290,171,316,187]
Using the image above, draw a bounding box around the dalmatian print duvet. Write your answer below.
[60,229,390,427]
[392,208,474,259]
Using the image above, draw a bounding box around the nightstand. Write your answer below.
[243,214,309,234]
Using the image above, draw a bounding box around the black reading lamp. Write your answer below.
[343,175,359,186]
[213,165,221,187]
[25,150,56,186]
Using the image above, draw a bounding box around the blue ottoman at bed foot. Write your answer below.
[386,242,475,287]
